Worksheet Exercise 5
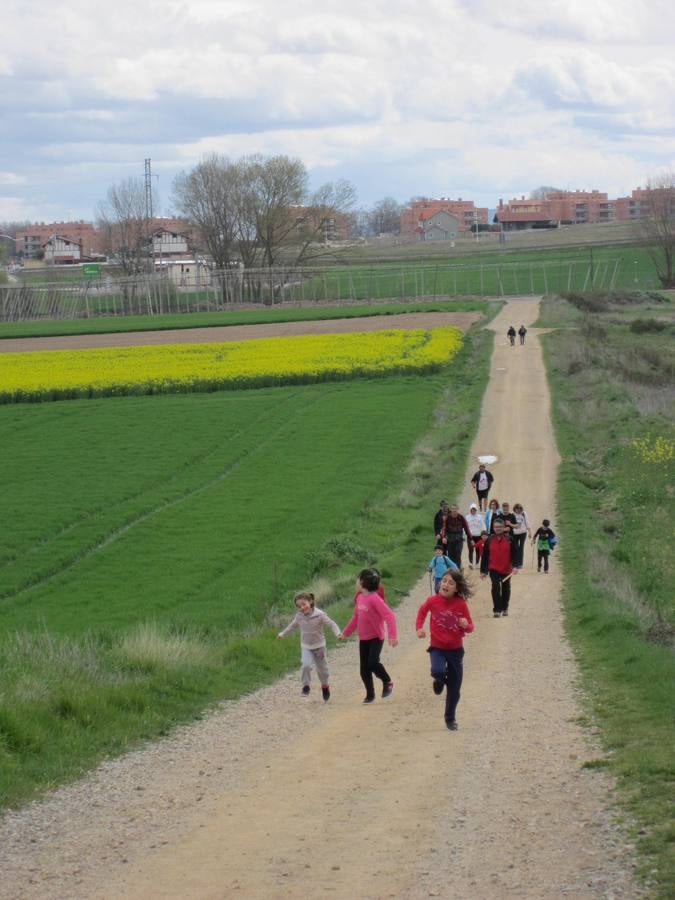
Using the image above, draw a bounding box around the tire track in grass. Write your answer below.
[0,391,304,571]
[0,388,338,604]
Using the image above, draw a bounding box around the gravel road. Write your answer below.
[0,300,643,899]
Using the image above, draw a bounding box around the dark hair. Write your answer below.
[542,518,550,527]
[434,543,445,551]
[294,591,315,607]
[440,568,473,599]
[358,568,381,592]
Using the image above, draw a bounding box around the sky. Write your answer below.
[1,0,674,223]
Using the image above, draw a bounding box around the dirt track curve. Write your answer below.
[0,299,641,899]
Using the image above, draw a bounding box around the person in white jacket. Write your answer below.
[466,503,485,569]
[278,592,342,701]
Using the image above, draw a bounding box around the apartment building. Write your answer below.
[400,198,489,239]
[15,221,102,259]
[495,190,615,230]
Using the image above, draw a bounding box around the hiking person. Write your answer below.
[507,325,517,346]
[443,504,473,568]
[277,591,342,701]
[434,500,451,556]
[500,501,517,534]
[470,463,494,511]
[340,568,397,703]
[484,497,503,534]
[427,544,459,592]
[518,324,527,345]
[416,569,474,731]
[511,502,531,570]
[532,519,556,573]
[466,502,485,568]
[480,519,518,617]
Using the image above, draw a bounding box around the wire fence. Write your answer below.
[0,258,628,322]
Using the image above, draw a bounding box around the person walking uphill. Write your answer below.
[434,500,452,557]
[416,569,474,731]
[340,568,397,703]
[470,464,494,512]
[480,519,518,617]
[518,325,527,345]
[507,325,517,346]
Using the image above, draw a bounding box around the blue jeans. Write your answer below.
[429,647,464,724]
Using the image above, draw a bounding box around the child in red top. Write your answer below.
[416,569,474,730]
[341,568,398,703]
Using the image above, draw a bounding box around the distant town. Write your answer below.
[1,186,652,270]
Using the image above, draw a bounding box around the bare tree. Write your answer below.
[172,155,242,270]
[641,172,675,288]
[242,155,308,267]
[96,178,151,275]
[292,179,357,264]
[366,197,401,235]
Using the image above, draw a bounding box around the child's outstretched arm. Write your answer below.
[319,610,342,639]
[277,616,299,639]
[415,600,430,638]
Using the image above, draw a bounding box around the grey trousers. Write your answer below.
[301,646,330,686]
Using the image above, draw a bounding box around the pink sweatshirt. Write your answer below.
[342,591,397,642]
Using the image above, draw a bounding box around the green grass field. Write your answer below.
[0,318,494,808]
[3,240,663,328]
[538,292,674,897]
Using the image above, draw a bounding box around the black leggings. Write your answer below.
[537,550,550,572]
[512,532,527,568]
[359,639,391,700]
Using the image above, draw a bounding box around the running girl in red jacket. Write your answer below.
[416,569,474,731]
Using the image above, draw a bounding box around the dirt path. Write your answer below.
[0,299,641,899]
[0,312,479,353]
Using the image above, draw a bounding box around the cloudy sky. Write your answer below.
[2,0,674,223]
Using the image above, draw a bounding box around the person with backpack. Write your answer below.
[427,544,460,592]
[518,325,527,345]
[507,325,517,346]
[532,519,556,573]
[442,504,474,568]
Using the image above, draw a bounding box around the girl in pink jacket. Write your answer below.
[340,568,398,703]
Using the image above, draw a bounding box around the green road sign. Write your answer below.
[82,263,101,278]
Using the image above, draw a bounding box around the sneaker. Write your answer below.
[363,696,375,704]
[301,685,310,696]
[493,612,501,618]
[446,720,458,731]
[382,682,394,699]
[321,685,330,702]
[502,610,509,617]
[432,679,445,695]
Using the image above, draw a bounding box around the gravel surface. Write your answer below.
[0,299,644,899]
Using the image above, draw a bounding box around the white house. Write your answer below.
[42,235,82,264]
[150,229,189,257]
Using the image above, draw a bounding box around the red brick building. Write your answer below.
[400,198,488,239]
[15,221,102,259]
[495,190,615,230]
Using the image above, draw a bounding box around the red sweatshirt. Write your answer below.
[415,594,474,650]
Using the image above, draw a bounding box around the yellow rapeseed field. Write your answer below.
[0,327,463,402]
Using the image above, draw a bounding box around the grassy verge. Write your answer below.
[0,320,494,809]
[0,298,488,340]
[538,292,674,897]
